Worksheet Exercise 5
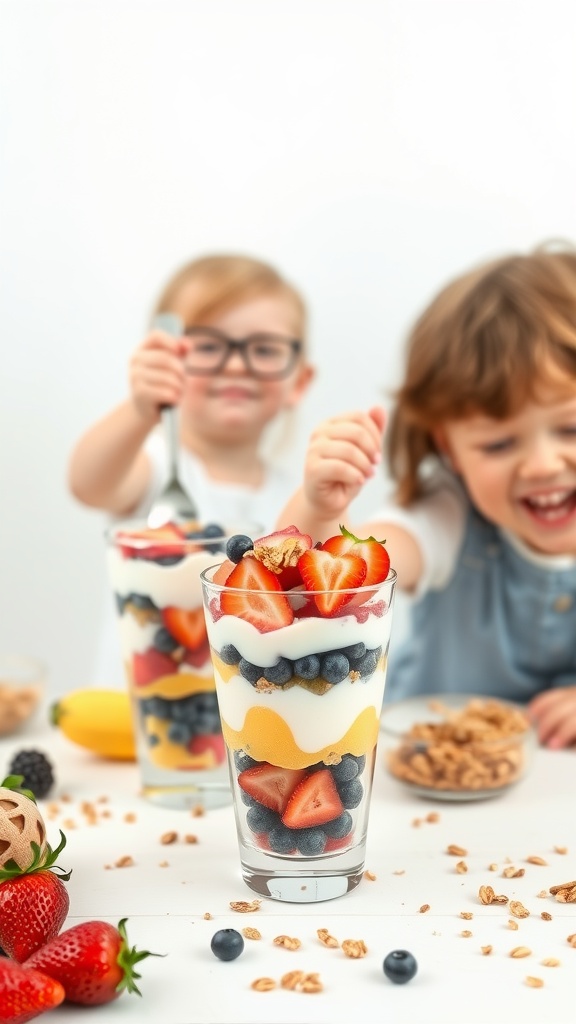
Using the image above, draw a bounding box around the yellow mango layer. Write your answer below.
[221,705,380,770]
[144,716,219,771]
[125,663,214,699]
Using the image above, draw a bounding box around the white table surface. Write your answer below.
[2,719,575,1024]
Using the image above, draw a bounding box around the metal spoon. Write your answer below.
[146,314,199,528]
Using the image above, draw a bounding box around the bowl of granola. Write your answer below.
[380,694,536,801]
[0,655,46,737]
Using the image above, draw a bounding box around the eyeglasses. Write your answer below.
[183,327,302,380]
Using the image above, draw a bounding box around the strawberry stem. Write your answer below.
[0,829,72,881]
[339,524,387,545]
[115,918,162,996]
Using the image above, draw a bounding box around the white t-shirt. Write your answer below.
[93,434,298,687]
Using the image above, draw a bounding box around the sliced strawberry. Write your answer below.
[162,606,207,649]
[322,525,390,585]
[117,523,186,560]
[212,559,235,584]
[181,638,211,667]
[238,763,307,814]
[188,734,226,764]
[132,648,175,686]
[281,769,343,829]
[220,559,294,632]
[324,834,352,851]
[297,548,367,616]
[251,526,312,589]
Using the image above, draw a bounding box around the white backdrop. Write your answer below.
[2,0,576,698]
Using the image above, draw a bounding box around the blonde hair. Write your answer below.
[388,244,576,505]
[152,253,308,350]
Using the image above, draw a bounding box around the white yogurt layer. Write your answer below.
[214,662,387,753]
[206,609,391,666]
[107,547,218,611]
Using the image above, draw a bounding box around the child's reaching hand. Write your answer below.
[528,687,576,750]
[280,406,385,538]
[129,328,191,425]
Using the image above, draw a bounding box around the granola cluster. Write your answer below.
[385,698,531,793]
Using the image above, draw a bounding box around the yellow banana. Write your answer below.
[50,689,136,761]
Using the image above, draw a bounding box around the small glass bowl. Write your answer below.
[0,655,46,736]
[380,694,536,801]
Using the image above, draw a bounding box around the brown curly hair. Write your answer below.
[387,244,576,505]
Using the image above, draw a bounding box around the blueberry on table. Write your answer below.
[210,928,245,961]
[383,949,418,984]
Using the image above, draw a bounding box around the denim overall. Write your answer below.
[384,506,576,705]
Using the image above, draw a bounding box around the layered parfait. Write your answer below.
[202,526,395,862]
[107,520,228,778]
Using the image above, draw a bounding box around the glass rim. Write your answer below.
[200,563,397,595]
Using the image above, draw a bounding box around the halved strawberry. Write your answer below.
[322,525,390,585]
[281,769,343,829]
[297,548,367,616]
[117,523,186,560]
[162,607,207,650]
[181,638,211,667]
[238,763,307,814]
[187,734,226,764]
[251,526,313,589]
[132,649,175,686]
[220,559,294,633]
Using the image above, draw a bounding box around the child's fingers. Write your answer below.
[310,411,384,465]
[308,439,377,484]
[528,689,576,749]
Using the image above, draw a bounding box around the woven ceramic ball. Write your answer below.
[0,786,47,870]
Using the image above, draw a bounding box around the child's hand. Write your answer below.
[303,406,385,519]
[528,686,576,749]
[129,329,190,423]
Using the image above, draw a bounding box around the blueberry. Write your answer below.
[330,755,359,784]
[383,949,418,984]
[239,659,264,684]
[246,805,281,833]
[234,751,258,772]
[352,753,366,774]
[114,593,127,615]
[357,646,383,679]
[210,928,244,961]
[338,778,364,809]
[154,626,180,653]
[295,828,326,856]
[220,644,240,665]
[263,658,293,685]
[321,652,350,684]
[323,811,353,839]
[294,654,320,679]
[204,522,224,538]
[128,592,158,611]
[342,642,366,663]
[144,696,171,719]
[167,722,192,745]
[226,534,254,563]
[268,825,298,854]
[154,554,184,565]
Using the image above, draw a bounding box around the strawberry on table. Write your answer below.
[282,769,344,829]
[321,525,391,585]
[0,958,65,1024]
[23,918,157,1006]
[297,547,367,616]
[220,558,294,632]
[0,780,71,962]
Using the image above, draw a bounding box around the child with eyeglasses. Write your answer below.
[278,244,576,749]
[69,252,314,683]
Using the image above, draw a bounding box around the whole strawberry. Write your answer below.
[0,777,71,962]
[24,918,156,1005]
[0,957,65,1024]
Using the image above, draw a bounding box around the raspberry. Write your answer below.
[8,749,54,799]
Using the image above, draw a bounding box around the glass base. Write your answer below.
[141,781,232,810]
[239,843,366,903]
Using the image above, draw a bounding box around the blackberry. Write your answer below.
[8,749,54,799]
